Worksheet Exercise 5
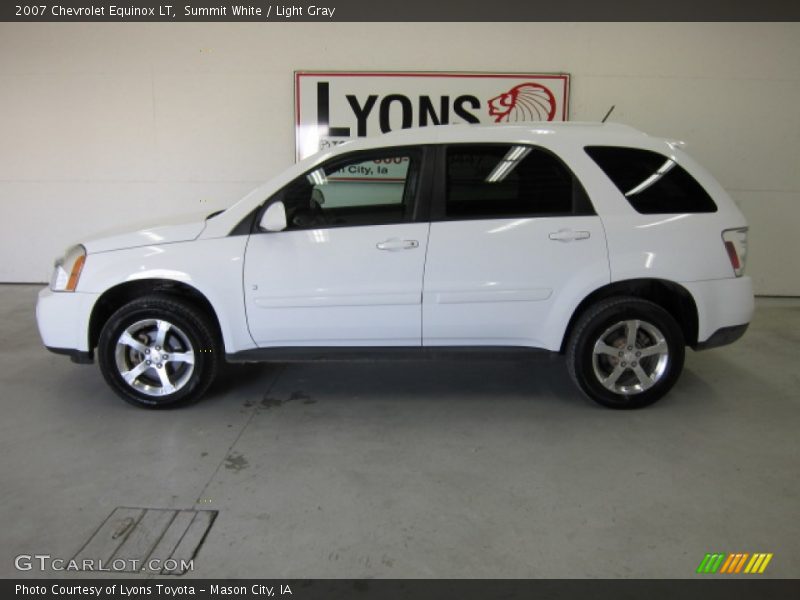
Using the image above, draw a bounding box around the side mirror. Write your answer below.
[259,201,287,232]
[311,187,325,206]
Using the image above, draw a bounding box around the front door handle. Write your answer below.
[376,238,419,251]
[548,229,591,242]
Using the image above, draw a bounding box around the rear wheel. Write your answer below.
[97,295,219,408]
[567,297,684,409]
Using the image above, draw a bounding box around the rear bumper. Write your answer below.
[693,323,749,351]
[682,276,754,346]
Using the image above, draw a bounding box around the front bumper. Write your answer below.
[45,345,94,363]
[36,287,99,355]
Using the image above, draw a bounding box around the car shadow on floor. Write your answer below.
[207,355,592,412]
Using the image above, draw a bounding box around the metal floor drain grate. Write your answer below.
[73,507,217,576]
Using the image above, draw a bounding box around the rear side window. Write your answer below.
[445,144,592,219]
[585,146,717,214]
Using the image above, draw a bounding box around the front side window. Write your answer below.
[276,150,420,229]
[444,144,587,219]
[585,146,717,214]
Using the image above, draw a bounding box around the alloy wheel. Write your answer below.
[114,318,196,397]
[591,319,669,395]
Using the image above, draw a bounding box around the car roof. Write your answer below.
[328,122,652,154]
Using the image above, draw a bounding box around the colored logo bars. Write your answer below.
[697,553,773,574]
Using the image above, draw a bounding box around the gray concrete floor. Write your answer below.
[0,284,798,579]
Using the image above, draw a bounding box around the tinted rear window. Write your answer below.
[585,146,717,214]
[445,144,592,219]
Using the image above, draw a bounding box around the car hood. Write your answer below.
[81,212,210,254]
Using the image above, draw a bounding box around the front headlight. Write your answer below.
[50,245,86,292]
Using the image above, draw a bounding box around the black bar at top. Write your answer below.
[2,0,799,22]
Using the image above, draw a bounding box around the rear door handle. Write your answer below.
[376,238,419,251]
[548,229,590,242]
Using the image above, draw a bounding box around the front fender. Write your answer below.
[78,236,255,354]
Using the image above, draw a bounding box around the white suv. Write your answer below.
[36,123,753,409]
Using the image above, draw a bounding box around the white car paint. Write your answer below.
[81,212,210,254]
[36,122,753,365]
[422,216,609,349]
[244,223,430,346]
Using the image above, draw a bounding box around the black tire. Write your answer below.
[97,295,220,408]
[567,297,685,409]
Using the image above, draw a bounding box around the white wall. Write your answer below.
[0,22,798,294]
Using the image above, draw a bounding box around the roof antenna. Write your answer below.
[601,105,616,123]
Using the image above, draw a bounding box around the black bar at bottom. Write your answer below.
[5,579,800,600]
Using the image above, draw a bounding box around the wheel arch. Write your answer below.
[559,278,699,353]
[88,279,224,352]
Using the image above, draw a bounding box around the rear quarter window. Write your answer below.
[585,146,717,214]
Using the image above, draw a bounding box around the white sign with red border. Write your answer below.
[294,71,570,161]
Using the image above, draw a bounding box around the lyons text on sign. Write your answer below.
[295,72,570,160]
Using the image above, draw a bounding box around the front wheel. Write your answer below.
[97,295,220,408]
[567,297,685,409]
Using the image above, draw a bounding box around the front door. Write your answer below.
[244,147,430,347]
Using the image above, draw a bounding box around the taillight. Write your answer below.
[722,228,748,277]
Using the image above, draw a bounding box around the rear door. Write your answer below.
[422,143,609,350]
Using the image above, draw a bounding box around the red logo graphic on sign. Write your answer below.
[487,83,557,123]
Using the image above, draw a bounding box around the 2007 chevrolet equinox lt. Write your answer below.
[36,123,753,409]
